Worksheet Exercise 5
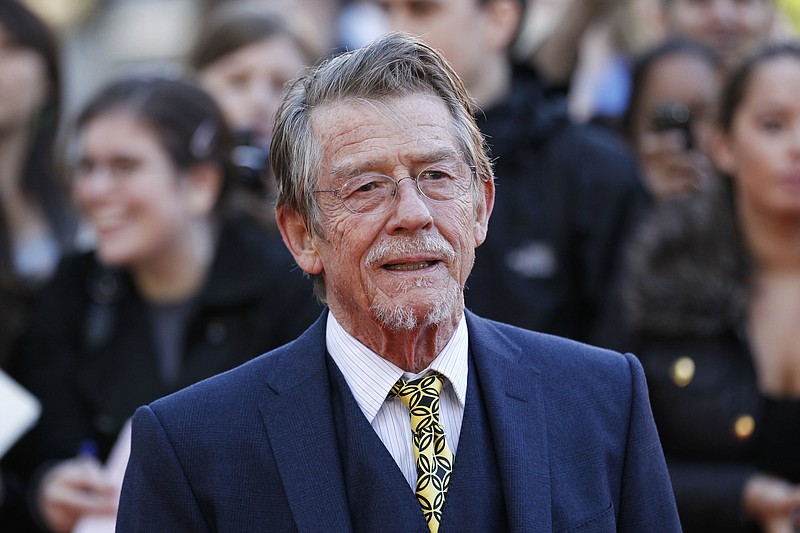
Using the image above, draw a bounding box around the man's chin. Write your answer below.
[370,293,460,332]
[372,304,421,331]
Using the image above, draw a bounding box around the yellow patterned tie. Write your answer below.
[390,371,454,533]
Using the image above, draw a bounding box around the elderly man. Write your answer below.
[116,33,680,532]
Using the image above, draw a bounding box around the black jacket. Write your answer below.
[1,219,320,531]
[633,326,771,533]
[611,185,800,532]
[466,66,646,342]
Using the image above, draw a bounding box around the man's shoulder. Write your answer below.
[469,313,641,428]
[468,312,633,374]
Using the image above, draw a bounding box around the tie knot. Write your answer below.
[391,371,445,400]
[390,371,446,434]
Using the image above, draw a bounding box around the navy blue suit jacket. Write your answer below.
[116,311,680,532]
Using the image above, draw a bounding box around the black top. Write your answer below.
[466,66,646,342]
[758,395,800,484]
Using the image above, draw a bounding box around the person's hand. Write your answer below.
[38,457,118,533]
[743,474,800,533]
[637,130,714,202]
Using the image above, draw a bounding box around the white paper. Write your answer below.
[72,419,132,533]
[0,369,41,458]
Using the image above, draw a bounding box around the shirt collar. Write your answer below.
[326,312,469,423]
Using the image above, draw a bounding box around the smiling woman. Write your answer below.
[8,75,320,532]
[70,79,228,291]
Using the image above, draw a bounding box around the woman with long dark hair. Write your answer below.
[0,0,77,371]
[621,42,800,532]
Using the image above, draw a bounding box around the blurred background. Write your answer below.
[5,1,800,531]
[22,0,351,115]
[21,0,800,123]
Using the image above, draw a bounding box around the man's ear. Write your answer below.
[276,206,324,275]
[185,163,223,217]
[483,0,523,53]
[473,177,495,247]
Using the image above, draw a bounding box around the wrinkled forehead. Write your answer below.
[309,93,463,168]
[311,92,456,132]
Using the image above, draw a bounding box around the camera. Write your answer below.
[651,102,695,151]
[231,130,270,192]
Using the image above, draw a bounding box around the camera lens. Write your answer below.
[232,130,269,191]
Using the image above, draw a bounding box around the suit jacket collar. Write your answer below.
[465,311,551,532]
[257,310,550,532]
[257,311,353,532]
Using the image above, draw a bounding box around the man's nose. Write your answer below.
[386,177,433,233]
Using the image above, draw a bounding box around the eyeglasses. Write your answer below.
[315,160,474,215]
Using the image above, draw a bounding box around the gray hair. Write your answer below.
[271,31,493,233]
[270,32,494,300]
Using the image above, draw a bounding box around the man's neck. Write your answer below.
[329,305,462,373]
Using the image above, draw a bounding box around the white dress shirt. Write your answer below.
[326,312,468,489]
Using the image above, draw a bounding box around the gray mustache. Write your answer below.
[365,234,457,267]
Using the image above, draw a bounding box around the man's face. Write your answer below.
[663,0,774,69]
[372,0,495,92]
[300,93,492,334]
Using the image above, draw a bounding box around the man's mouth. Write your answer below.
[384,261,437,271]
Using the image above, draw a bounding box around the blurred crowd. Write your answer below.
[1,0,799,531]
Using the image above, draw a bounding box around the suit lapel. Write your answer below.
[466,312,552,532]
[257,312,353,533]
[256,311,552,532]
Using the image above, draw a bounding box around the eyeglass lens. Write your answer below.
[338,160,472,214]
